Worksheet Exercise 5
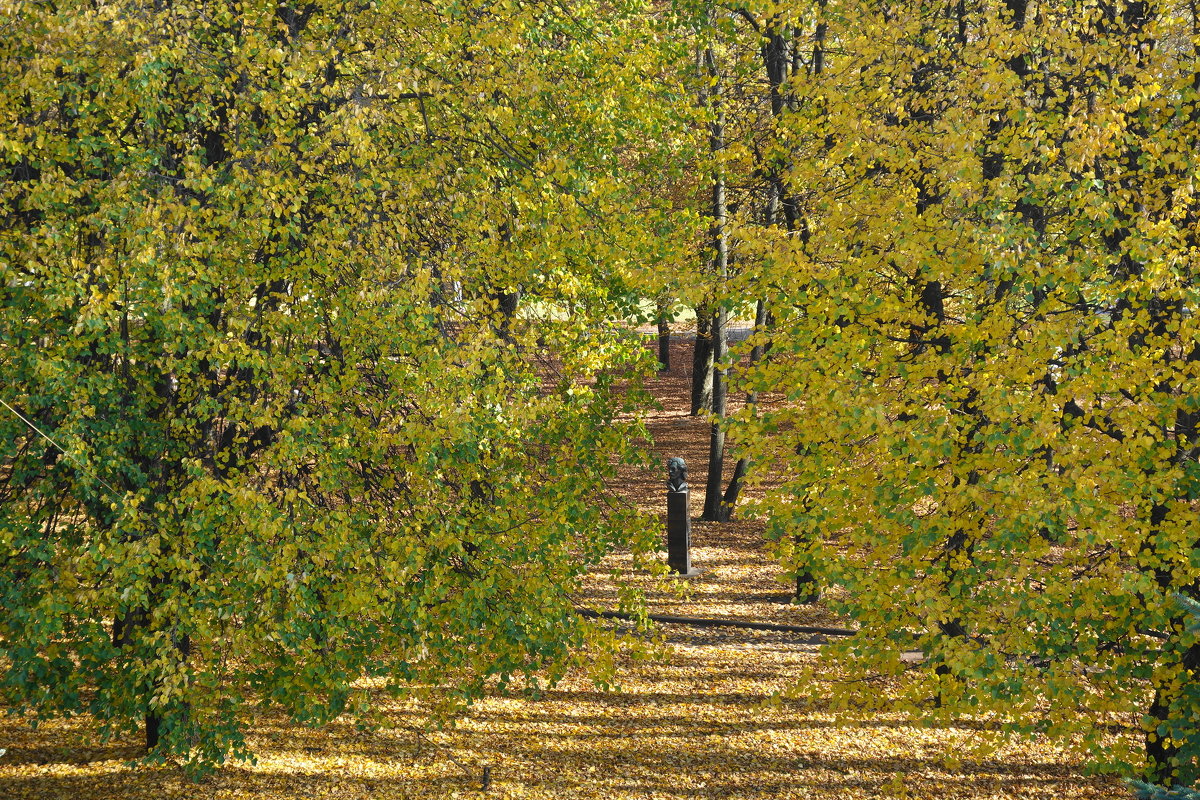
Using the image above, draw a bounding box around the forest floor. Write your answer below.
[0,333,1129,799]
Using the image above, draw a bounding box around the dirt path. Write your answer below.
[583,333,846,630]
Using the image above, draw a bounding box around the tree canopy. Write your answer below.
[5,0,1200,790]
[0,0,691,771]
[726,0,1200,785]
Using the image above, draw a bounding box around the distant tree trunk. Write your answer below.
[701,44,729,522]
[690,306,713,414]
[489,217,520,342]
[702,308,728,521]
[656,299,671,371]
[494,287,521,341]
[658,322,671,371]
[717,298,767,521]
[717,16,797,523]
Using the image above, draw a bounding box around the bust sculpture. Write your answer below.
[667,457,688,492]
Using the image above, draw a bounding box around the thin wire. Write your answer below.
[0,396,123,497]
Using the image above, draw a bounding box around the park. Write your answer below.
[1,1,1198,797]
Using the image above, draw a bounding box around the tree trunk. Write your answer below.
[144,631,192,752]
[717,454,745,523]
[701,44,729,522]
[701,307,728,521]
[690,307,713,415]
[718,298,767,521]
[656,299,671,371]
[494,288,520,341]
[1144,638,1200,783]
[795,570,820,605]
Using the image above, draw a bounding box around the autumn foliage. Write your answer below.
[3,0,1200,792]
[729,0,1200,786]
[0,0,681,772]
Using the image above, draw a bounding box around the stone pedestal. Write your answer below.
[666,489,699,576]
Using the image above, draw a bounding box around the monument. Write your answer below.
[666,457,698,576]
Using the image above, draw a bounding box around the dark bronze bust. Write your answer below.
[667,457,688,492]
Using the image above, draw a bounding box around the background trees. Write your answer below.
[7,0,1200,787]
[0,0,689,770]
[734,0,1200,783]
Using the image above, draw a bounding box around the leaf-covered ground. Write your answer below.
[0,625,1125,799]
[0,333,1128,799]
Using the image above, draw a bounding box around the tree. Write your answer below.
[699,41,732,522]
[0,0,684,771]
[734,0,1200,782]
[675,3,791,520]
[707,4,813,528]
[1130,597,1200,798]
